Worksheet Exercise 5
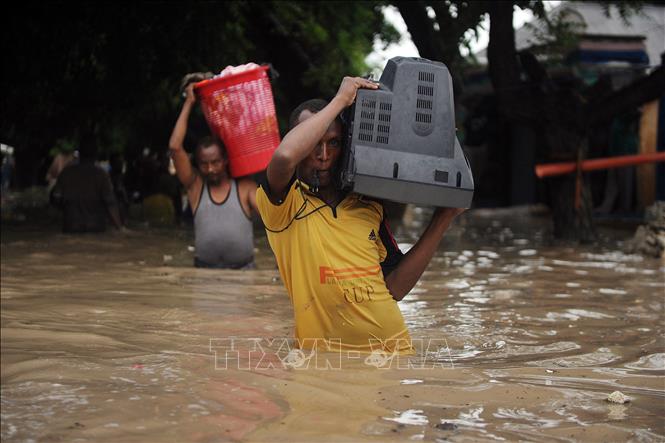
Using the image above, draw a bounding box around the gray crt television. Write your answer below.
[339,56,474,208]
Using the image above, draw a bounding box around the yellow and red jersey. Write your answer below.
[257,179,413,354]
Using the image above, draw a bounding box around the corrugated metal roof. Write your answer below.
[476,2,664,68]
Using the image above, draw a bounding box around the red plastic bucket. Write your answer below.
[194,66,280,177]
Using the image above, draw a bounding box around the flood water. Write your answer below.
[2,206,664,442]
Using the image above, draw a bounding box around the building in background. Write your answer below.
[464,2,664,210]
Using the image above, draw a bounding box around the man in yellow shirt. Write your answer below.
[256,76,464,354]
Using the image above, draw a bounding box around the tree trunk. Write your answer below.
[487,3,519,112]
[487,3,597,242]
[394,1,444,63]
[547,142,597,243]
[394,1,476,106]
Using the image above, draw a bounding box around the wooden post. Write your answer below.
[638,100,659,210]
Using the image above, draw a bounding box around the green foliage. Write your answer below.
[522,5,585,66]
[50,138,76,157]
[599,0,645,24]
[396,1,647,72]
[265,1,397,96]
[1,1,394,184]
[393,1,498,69]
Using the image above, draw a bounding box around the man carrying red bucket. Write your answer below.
[193,63,281,178]
[168,79,260,269]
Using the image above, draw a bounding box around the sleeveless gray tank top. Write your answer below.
[194,180,254,268]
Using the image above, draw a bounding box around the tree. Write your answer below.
[394,0,664,242]
[0,1,397,187]
[486,1,664,241]
[393,0,489,97]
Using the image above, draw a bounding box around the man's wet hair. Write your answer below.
[195,136,227,160]
[289,98,344,130]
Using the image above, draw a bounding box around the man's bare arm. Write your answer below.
[238,177,258,216]
[247,180,258,214]
[265,77,378,201]
[385,207,465,301]
[168,83,199,189]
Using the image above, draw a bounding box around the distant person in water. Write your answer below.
[168,80,258,269]
[109,152,130,225]
[51,136,124,233]
[46,144,77,192]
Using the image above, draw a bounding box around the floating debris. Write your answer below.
[435,422,458,431]
[606,391,631,404]
[625,201,665,258]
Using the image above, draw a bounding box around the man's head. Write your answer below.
[195,136,228,185]
[78,133,98,164]
[290,99,344,190]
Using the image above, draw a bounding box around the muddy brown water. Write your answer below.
[1,207,663,442]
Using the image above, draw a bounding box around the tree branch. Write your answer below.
[394,0,441,61]
[588,65,665,125]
